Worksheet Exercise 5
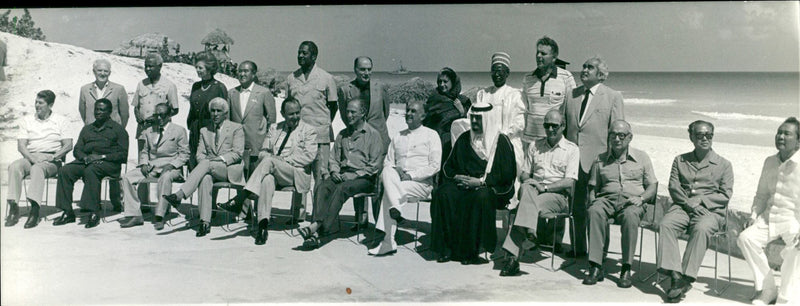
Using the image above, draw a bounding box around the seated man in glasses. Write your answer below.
[657,120,733,303]
[499,109,579,276]
[119,103,189,229]
[582,120,657,287]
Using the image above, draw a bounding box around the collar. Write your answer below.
[605,147,640,163]
[33,111,54,122]
[778,149,800,164]
[533,65,558,80]
[586,83,601,95]
[352,79,370,91]
[686,149,720,165]
[91,119,113,131]
[240,82,255,92]
[344,123,368,136]
[93,81,109,91]
[153,121,171,132]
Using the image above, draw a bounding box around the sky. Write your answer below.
[7,3,800,72]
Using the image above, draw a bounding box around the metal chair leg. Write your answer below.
[414,201,421,252]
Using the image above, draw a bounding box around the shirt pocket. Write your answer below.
[624,165,645,182]
[547,82,566,105]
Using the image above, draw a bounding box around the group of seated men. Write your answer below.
[3,44,798,305]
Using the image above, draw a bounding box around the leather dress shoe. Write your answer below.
[499,257,521,277]
[255,220,269,245]
[436,255,451,263]
[120,216,144,228]
[389,207,406,224]
[5,203,20,227]
[163,194,181,209]
[219,199,242,214]
[618,265,633,288]
[196,221,211,237]
[23,206,40,229]
[85,213,100,228]
[582,266,605,285]
[667,276,692,301]
[153,219,165,231]
[53,212,76,226]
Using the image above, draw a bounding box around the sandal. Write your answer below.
[298,226,313,240]
[302,236,320,249]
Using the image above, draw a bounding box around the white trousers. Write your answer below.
[737,219,799,303]
[374,166,433,251]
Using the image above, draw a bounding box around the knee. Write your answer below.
[587,203,605,218]
[8,159,26,173]
[30,163,47,174]
[691,221,716,237]
[622,206,643,222]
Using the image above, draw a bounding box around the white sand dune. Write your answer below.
[0,32,774,214]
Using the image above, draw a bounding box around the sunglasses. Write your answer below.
[693,133,714,140]
[609,132,630,140]
[543,123,561,130]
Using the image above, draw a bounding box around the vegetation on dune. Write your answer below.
[0,9,46,41]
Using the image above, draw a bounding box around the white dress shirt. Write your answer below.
[238,82,254,119]
[752,152,800,237]
[384,125,442,185]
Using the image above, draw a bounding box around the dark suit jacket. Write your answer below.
[563,83,625,173]
[338,80,391,152]
[79,81,129,126]
[228,83,276,156]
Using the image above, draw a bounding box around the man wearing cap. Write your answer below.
[521,36,576,151]
[475,52,525,173]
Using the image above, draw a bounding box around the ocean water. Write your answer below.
[328,71,799,148]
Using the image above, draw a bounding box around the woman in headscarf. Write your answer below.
[430,101,517,265]
[187,51,228,169]
[423,67,473,163]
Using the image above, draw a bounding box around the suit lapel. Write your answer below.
[580,84,605,127]
[230,87,243,121]
[88,85,98,100]
[102,84,113,99]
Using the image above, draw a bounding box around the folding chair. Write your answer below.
[643,202,733,296]
[527,182,576,272]
[267,186,309,237]
[600,185,659,278]
[339,173,381,245]
[16,175,56,222]
[100,163,127,223]
[211,149,251,232]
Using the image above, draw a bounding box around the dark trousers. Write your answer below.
[570,169,590,254]
[56,161,121,214]
[312,176,372,235]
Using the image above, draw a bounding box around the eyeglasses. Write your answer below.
[154,113,170,118]
[543,123,561,130]
[693,132,714,140]
[609,132,630,140]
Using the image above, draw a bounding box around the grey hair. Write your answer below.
[209,97,229,113]
[93,59,111,70]
[145,53,164,65]
[587,55,609,81]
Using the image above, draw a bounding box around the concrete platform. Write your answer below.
[0,182,766,305]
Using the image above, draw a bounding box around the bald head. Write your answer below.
[544,109,564,125]
[610,120,632,134]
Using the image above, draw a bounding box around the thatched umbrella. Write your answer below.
[112,32,178,57]
[201,28,234,47]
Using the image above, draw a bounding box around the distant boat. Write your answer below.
[390,60,411,75]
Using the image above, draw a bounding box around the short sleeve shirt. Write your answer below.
[286,65,338,143]
[521,137,580,185]
[132,77,179,123]
[521,66,575,141]
[19,113,71,153]
[589,147,658,199]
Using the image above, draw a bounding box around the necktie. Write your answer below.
[276,127,294,156]
[214,129,220,147]
[579,89,591,121]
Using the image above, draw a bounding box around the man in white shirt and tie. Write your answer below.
[369,100,442,256]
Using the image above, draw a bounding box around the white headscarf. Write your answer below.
[468,101,501,180]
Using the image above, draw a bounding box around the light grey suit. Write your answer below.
[78,81,130,126]
[179,120,245,222]
[121,122,190,217]
[563,82,625,254]
[245,121,318,222]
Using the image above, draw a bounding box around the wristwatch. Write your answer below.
[101,154,107,160]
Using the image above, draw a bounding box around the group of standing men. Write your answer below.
[3,35,798,304]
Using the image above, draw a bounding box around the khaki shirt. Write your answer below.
[132,77,179,123]
[286,65,338,143]
[589,147,657,199]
